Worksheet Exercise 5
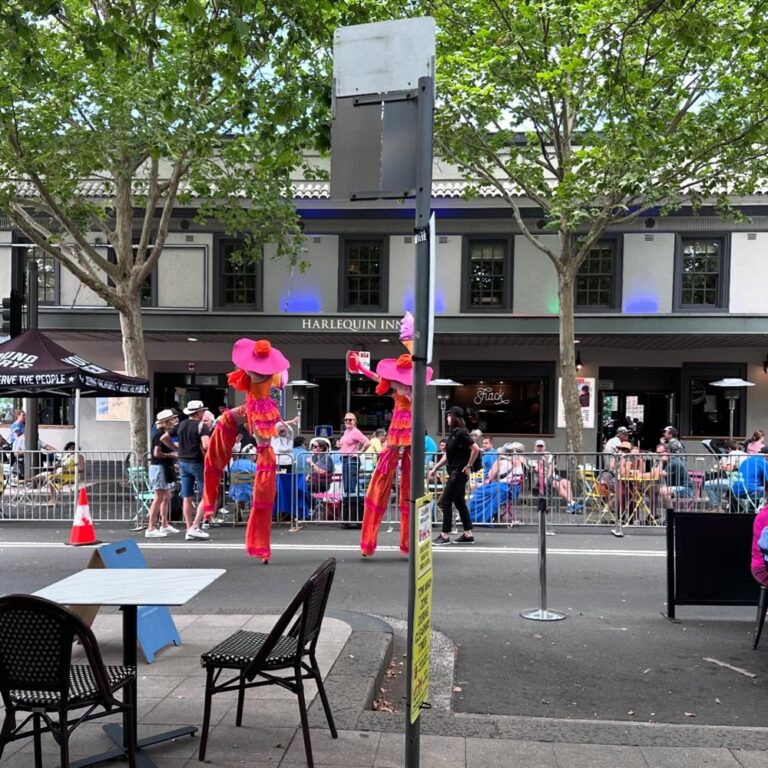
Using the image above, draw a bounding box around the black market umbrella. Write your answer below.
[0,329,149,490]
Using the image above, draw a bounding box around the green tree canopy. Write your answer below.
[0,0,365,456]
[417,0,768,450]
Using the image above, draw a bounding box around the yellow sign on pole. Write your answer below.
[410,493,433,724]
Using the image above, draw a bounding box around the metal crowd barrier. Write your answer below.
[1,447,761,528]
[1,449,141,523]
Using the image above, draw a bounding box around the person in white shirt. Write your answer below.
[271,416,299,470]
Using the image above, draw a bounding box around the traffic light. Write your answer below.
[1,289,23,338]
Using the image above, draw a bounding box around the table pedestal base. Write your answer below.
[69,724,197,768]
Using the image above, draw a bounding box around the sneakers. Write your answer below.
[433,535,451,545]
[453,533,475,544]
[567,501,583,514]
[185,527,210,541]
[201,519,220,530]
[145,528,167,538]
[161,524,180,534]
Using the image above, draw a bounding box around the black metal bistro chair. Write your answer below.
[0,594,137,768]
[198,558,337,766]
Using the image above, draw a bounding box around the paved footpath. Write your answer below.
[2,608,768,767]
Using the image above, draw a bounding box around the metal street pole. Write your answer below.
[405,74,434,768]
[25,261,39,481]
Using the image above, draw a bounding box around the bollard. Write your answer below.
[521,497,566,621]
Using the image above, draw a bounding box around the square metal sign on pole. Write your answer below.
[331,18,435,201]
[332,19,436,768]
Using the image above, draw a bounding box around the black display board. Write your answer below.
[666,508,760,618]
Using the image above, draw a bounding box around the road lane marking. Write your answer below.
[0,541,666,557]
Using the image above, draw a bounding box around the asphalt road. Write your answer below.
[2,522,766,728]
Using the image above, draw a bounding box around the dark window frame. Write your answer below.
[673,234,731,311]
[460,236,514,312]
[338,237,389,313]
[213,235,264,311]
[574,237,622,312]
[11,234,60,306]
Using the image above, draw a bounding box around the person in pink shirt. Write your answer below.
[751,503,768,587]
[336,412,370,523]
[746,429,765,455]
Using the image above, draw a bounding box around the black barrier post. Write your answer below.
[666,506,676,619]
[521,497,566,622]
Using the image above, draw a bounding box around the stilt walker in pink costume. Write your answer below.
[360,313,433,557]
[200,338,289,563]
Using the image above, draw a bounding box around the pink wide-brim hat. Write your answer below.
[376,355,433,387]
[232,338,289,376]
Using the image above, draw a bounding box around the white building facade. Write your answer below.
[2,157,768,452]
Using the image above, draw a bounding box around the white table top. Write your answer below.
[34,568,225,606]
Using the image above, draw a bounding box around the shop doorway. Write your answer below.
[597,367,681,451]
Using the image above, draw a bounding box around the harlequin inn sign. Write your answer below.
[300,317,402,332]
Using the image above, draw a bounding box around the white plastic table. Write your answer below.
[35,567,225,768]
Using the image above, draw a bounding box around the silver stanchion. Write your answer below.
[521,498,566,621]
[611,475,625,538]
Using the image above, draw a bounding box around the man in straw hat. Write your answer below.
[359,312,433,557]
[198,339,289,562]
[176,399,210,539]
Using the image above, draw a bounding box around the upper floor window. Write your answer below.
[215,237,263,310]
[339,238,388,312]
[462,238,513,311]
[12,239,59,305]
[575,240,620,310]
[675,236,730,310]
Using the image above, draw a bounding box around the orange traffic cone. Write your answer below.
[67,487,100,546]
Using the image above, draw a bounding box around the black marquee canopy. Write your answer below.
[0,329,149,398]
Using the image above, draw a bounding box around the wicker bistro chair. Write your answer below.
[198,558,338,766]
[0,594,136,768]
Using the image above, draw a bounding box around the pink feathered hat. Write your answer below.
[231,338,289,376]
[375,353,433,387]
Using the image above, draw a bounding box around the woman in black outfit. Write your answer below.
[428,406,481,544]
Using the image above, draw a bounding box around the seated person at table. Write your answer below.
[227,446,256,523]
[469,442,527,524]
[652,446,692,510]
[703,440,747,509]
[481,436,497,478]
[306,437,335,493]
[24,441,84,502]
[292,435,311,475]
[729,449,768,510]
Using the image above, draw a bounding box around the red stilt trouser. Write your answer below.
[202,411,276,561]
[361,446,410,556]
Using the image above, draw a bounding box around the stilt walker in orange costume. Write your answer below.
[360,313,433,557]
[200,338,289,563]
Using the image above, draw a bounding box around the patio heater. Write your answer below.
[285,380,318,432]
[710,378,754,440]
[428,378,462,440]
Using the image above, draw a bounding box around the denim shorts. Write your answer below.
[179,460,204,499]
[148,464,171,491]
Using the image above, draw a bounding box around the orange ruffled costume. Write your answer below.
[200,341,287,562]
[361,387,413,556]
[360,313,433,557]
